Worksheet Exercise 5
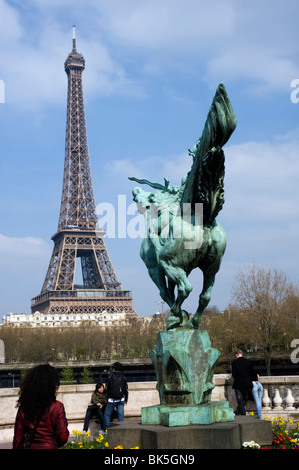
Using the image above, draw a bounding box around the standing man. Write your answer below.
[103,362,128,431]
[231,349,257,416]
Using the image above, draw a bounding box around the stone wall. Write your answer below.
[1,374,299,443]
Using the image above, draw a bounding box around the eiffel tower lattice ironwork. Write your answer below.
[31,27,137,319]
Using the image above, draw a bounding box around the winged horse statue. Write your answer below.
[129,84,236,330]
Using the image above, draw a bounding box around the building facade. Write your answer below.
[2,310,128,328]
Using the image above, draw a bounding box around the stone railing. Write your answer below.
[218,374,299,420]
[1,374,299,443]
[257,376,299,420]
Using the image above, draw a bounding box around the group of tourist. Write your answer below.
[12,361,128,449]
[82,361,128,434]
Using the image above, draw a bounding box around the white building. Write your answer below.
[1,310,128,328]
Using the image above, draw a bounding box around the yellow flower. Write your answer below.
[104,442,109,448]
[130,446,140,449]
[264,416,269,420]
[114,445,124,449]
[249,412,254,416]
[289,419,293,424]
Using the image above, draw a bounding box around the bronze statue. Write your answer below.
[130,83,236,330]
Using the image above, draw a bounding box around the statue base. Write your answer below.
[141,401,234,427]
[146,327,234,426]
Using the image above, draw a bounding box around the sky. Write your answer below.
[0,0,299,320]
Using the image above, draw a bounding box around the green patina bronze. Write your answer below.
[129,84,236,425]
[150,329,220,407]
[142,328,234,426]
[129,83,236,330]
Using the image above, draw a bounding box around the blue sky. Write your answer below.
[0,0,299,320]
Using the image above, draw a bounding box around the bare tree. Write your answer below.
[230,264,295,374]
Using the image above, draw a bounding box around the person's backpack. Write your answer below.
[109,373,125,399]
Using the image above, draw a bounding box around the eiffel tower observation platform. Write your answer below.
[31,26,137,320]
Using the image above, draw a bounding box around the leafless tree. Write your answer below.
[229,264,296,374]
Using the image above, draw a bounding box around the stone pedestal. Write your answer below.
[105,417,273,449]
[141,401,234,426]
[143,328,234,426]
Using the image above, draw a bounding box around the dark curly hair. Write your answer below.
[17,364,60,421]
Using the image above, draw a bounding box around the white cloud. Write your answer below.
[1,0,298,113]
[93,0,299,93]
[224,137,299,224]
[0,234,51,260]
[0,1,143,111]
[104,131,299,232]
[94,0,235,52]
[0,234,52,315]
[105,152,192,191]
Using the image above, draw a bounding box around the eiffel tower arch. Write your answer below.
[31,27,137,320]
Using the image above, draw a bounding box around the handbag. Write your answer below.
[19,414,42,450]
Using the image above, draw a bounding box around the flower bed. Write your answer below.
[243,417,299,450]
[63,430,139,450]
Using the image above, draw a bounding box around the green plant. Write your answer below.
[81,366,92,384]
[61,366,75,384]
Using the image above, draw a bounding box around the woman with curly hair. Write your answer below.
[13,364,69,449]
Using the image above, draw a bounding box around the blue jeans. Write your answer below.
[103,401,125,431]
[83,405,104,431]
[252,381,263,419]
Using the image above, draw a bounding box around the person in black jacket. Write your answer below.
[231,349,258,416]
[103,362,128,431]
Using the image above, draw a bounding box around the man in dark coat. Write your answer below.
[231,349,257,416]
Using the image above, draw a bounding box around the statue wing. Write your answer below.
[181,83,237,224]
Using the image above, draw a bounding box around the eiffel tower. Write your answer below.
[31,27,137,320]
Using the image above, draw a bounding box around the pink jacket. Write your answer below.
[13,400,69,449]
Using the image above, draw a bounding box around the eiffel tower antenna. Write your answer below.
[31,27,137,320]
[72,25,76,51]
